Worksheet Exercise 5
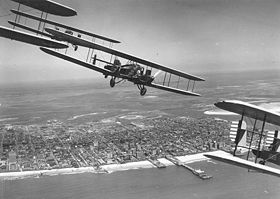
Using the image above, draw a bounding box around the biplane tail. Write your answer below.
[230,120,248,156]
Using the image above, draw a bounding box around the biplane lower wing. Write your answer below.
[44,28,204,82]
[10,0,77,17]
[149,83,200,96]
[40,47,111,75]
[215,100,280,126]
[204,151,280,178]
[0,26,68,48]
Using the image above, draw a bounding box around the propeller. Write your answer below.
[153,70,162,78]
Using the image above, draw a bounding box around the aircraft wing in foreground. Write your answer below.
[204,151,280,178]
[206,100,280,178]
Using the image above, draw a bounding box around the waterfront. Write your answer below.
[1,69,280,198]
[1,160,280,199]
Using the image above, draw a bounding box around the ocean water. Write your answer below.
[1,69,280,125]
[1,69,280,198]
[1,161,280,199]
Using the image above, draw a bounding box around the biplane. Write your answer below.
[205,100,280,178]
[0,0,205,96]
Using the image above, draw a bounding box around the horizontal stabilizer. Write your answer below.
[0,26,68,48]
[10,0,77,16]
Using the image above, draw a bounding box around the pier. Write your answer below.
[182,164,213,180]
[147,158,166,168]
[165,155,212,180]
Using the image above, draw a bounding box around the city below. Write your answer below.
[0,112,231,173]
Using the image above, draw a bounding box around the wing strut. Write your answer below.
[176,76,180,88]
[246,119,258,161]
[37,11,44,34]
[167,74,172,87]
[41,13,49,35]
[163,72,167,86]
[192,81,196,92]
[86,37,95,63]
[233,112,244,156]
[187,80,190,90]
[255,115,267,163]
[13,3,21,29]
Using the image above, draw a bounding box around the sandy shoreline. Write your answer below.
[0,151,213,180]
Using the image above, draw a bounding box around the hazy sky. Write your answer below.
[0,0,280,83]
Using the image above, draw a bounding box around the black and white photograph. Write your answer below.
[0,0,279,198]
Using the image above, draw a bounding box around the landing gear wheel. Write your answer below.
[140,87,147,96]
[259,160,266,165]
[110,78,115,87]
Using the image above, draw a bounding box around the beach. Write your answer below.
[0,151,211,180]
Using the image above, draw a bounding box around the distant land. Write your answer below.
[0,68,280,125]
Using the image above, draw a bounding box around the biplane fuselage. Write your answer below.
[104,64,153,82]
[104,64,143,77]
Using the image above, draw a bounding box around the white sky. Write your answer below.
[0,0,280,83]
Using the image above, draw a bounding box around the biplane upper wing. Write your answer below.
[44,28,203,81]
[11,9,121,44]
[10,0,77,16]
[0,26,68,48]
[204,151,280,178]
[89,44,205,82]
[215,100,280,126]
[97,46,205,81]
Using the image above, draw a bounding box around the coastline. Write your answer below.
[0,151,212,180]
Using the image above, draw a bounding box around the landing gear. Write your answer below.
[72,44,78,51]
[259,160,266,165]
[110,78,115,87]
[140,87,147,96]
[137,84,147,96]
